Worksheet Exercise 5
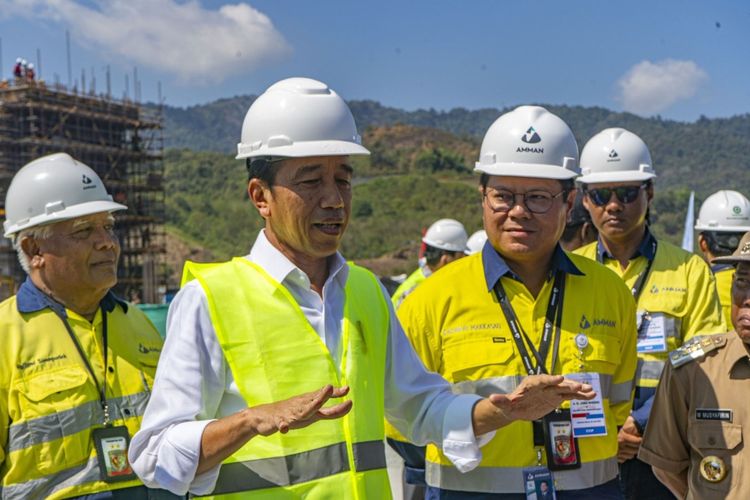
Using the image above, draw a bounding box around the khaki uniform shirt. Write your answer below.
[639,333,750,500]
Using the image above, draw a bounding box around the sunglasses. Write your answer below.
[585,183,647,206]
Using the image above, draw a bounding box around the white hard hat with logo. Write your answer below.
[237,77,370,159]
[577,128,656,184]
[465,229,488,255]
[475,105,579,180]
[695,190,750,232]
[422,219,468,253]
[4,153,127,238]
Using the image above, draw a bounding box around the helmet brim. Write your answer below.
[4,200,127,238]
[577,171,656,185]
[236,140,370,160]
[474,162,579,180]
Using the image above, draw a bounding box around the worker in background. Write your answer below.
[560,192,597,252]
[0,153,171,499]
[465,229,488,255]
[129,78,596,499]
[639,231,750,499]
[12,57,23,79]
[391,218,468,308]
[396,105,637,498]
[25,62,35,82]
[695,189,750,326]
[575,128,726,500]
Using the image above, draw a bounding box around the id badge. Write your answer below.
[92,426,137,482]
[636,311,668,353]
[543,410,581,471]
[522,466,557,500]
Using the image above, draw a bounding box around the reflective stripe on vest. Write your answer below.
[426,456,618,493]
[8,391,149,453]
[183,259,391,499]
[211,441,386,495]
[1,456,100,499]
[637,359,666,387]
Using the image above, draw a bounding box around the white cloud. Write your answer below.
[0,0,291,83]
[617,59,708,116]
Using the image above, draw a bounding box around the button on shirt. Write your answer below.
[639,333,750,499]
[129,231,488,496]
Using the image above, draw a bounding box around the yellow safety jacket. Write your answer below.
[712,264,734,328]
[575,237,725,388]
[182,258,391,499]
[0,282,162,500]
[397,249,637,493]
[391,267,428,309]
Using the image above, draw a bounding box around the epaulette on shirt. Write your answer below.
[669,335,727,368]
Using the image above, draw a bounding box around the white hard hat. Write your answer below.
[16,57,21,63]
[695,190,750,232]
[4,153,127,237]
[465,229,488,255]
[27,63,34,69]
[422,219,468,253]
[577,128,656,184]
[21,59,27,65]
[475,105,579,180]
[236,77,370,159]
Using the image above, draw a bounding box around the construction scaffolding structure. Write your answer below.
[0,80,165,302]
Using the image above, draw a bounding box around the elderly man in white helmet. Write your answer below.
[391,218,469,308]
[129,78,595,499]
[393,106,637,498]
[574,128,725,500]
[0,153,169,499]
[695,190,750,326]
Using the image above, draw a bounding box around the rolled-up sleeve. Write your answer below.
[129,282,226,496]
[381,284,491,473]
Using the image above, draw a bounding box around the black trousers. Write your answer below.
[619,457,675,500]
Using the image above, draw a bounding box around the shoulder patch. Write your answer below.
[669,335,727,368]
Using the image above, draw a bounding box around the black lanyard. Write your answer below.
[55,307,111,426]
[493,271,566,376]
[598,239,657,303]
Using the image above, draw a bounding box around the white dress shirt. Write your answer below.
[130,230,490,496]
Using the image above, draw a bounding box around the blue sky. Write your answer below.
[0,0,747,121]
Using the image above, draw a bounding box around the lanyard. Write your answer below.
[55,307,111,426]
[493,271,566,376]
[598,239,657,303]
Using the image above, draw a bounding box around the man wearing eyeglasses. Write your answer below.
[395,106,638,498]
[574,128,725,500]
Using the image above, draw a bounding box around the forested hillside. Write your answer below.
[159,96,750,276]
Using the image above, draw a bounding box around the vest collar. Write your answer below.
[597,226,657,262]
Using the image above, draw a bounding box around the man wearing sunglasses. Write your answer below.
[394,106,638,498]
[575,128,725,500]
[695,190,750,327]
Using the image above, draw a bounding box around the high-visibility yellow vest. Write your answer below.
[0,296,162,499]
[391,267,427,309]
[713,265,734,328]
[182,258,392,499]
[397,252,637,493]
[576,239,725,388]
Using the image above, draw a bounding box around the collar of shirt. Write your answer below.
[596,226,657,262]
[248,229,349,291]
[16,277,127,317]
[482,241,584,292]
[726,333,750,374]
[712,263,734,274]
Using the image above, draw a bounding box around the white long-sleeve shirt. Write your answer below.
[130,230,489,496]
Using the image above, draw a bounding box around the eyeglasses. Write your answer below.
[584,183,647,207]
[483,188,566,214]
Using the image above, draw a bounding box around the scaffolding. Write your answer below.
[0,80,165,302]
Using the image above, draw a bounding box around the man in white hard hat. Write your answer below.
[574,128,725,500]
[395,106,638,498]
[391,218,468,308]
[129,79,595,499]
[0,153,169,499]
[695,190,750,326]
